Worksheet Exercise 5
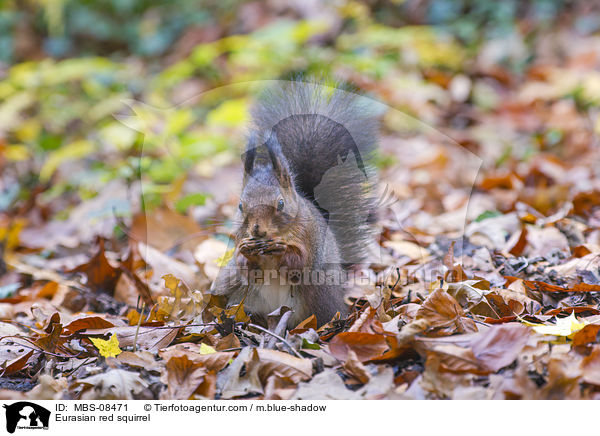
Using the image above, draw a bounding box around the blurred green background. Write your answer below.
[1,0,599,225]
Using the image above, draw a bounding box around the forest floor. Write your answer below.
[2,8,600,399]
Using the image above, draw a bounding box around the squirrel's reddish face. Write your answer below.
[238,132,299,246]
[245,204,286,239]
[237,183,297,242]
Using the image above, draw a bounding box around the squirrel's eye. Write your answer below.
[277,199,284,211]
[238,202,243,212]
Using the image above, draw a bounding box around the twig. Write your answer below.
[63,357,95,377]
[248,323,302,358]
[266,310,293,350]
[218,347,243,352]
[133,302,145,352]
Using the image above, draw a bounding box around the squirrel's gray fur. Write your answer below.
[249,79,379,265]
[211,79,379,327]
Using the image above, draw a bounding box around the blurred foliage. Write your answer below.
[0,0,244,62]
[0,0,599,222]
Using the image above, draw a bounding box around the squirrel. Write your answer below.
[211,80,379,327]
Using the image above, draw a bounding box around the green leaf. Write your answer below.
[175,192,208,214]
[475,210,501,222]
[301,338,321,350]
[40,139,95,182]
[206,98,248,127]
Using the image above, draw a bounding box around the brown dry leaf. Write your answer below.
[572,245,592,258]
[540,354,582,400]
[293,368,358,400]
[2,350,34,375]
[25,374,67,400]
[0,336,36,370]
[416,288,477,336]
[37,281,59,299]
[216,333,241,351]
[423,343,485,374]
[138,242,201,292]
[469,324,531,372]
[68,239,121,293]
[115,270,153,307]
[160,353,208,400]
[63,316,115,336]
[219,347,263,399]
[342,349,371,384]
[193,372,217,399]
[572,190,600,217]
[219,348,312,399]
[35,321,62,353]
[570,283,600,292]
[506,277,567,293]
[131,209,203,252]
[419,349,479,398]
[289,315,317,335]
[19,180,137,250]
[159,343,234,372]
[581,345,600,386]
[329,332,388,362]
[508,227,528,256]
[84,326,178,352]
[524,225,570,258]
[116,351,162,372]
[264,373,297,400]
[572,324,600,350]
[495,282,542,315]
[73,369,149,400]
[512,277,600,294]
[253,349,313,383]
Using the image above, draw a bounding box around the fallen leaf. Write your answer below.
[63,316,115,336]
[160,353,208,399]
[470,324,531,372]
[523,312,586,337]
[329,332,388,362]
[90,334,122,358]
[68,239,120,293]
[73,369,148,400]
[342,349,371,384]
[416,288,477,336]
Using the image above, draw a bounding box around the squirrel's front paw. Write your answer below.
[261,239,286,255]
[238,238,260,255]
[239,238,286,257]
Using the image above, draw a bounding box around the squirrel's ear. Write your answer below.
[243,133,257,177]
[265,132,292,189]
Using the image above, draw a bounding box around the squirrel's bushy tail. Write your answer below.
[249,79,379,265]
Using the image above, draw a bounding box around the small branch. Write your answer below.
[248,323,302,358]
[266,310,293,350]
[133,302,145,352]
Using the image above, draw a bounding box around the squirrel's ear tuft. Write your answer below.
[265,132,292,189]
[243,133,257,176]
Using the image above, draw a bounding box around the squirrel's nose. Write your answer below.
[251,223,266,238]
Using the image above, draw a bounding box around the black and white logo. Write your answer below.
[3,402,50,433]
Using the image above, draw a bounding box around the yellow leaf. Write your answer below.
[215,248,234,267]
[14,119,41,142]
[90,334,122,358]
[199,343,216,355]
[522,312,587,338]
[162,274,181,292]
[5,145,30,161]
[0,219,25,251]
[40,139,94,182]
[206,98,248,127]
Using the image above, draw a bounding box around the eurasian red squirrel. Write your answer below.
[211,80,378,327]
